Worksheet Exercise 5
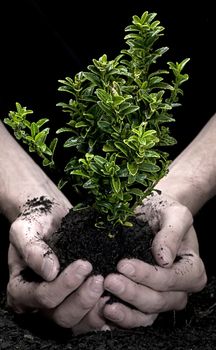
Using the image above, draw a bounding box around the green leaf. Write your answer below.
[56,127,74,134]
[178,58,190,72]
[123,221,133,227]
[111,177,121,193]
[49,138,58,153]
[57,178,68,190]
[64,137,80,147]
[83,179,98,189]
[82,72,101,86]
[120,105,140,116]
[94,155,106,167]
[114,142,129,157]
[71,170,89,178]
[140,163,160,172]
[128,188,144,197]
[97,101,113,117]
[75,121,88,128]
[36,118,49,128]
[102,142,116,152]
[42,158,52,167]
[35,128,49,143]
[31,122,39,138]
[97,120,113,133]
[127,162,138,176]
[145,150,160,158]
[96,89,111,103]
[64,159,77,172]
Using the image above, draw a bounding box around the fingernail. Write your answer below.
[76,262,92,277]
[42,259,55,281]
[108,309,124,322]
[90,276,104,292]
[106,278,125,294]
[160,246,173,265]
[118,262,135,276]
[162,247,173,264]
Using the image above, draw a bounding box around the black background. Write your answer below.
[0,0,215,154]
[0,0,215,274]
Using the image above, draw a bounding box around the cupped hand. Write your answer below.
[8,245,107,333]
[7,195,108,334]
[103,191,207,329]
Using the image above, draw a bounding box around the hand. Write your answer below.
[103,191,207,328]
[7,195,108,334]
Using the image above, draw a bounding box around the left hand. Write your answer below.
[7,194,109,334]
[8,242,108,334]
[103,192,207,328]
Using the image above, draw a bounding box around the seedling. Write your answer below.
[4,11,189,227]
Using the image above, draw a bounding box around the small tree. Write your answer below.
[4,11,189,227]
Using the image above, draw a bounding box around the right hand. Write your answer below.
[103,191,207,329]
[136,191,204,268]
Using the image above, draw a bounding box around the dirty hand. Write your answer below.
[103,191,207,328]
[0,122,107,333]
[7,195,107,334]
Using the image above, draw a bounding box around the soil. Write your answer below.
[1,202,216,349]
[48,207,157,274]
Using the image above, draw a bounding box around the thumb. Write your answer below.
[152,205,193,267]
[9,219,60,281]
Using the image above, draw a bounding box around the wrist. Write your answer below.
[156,172,211,215]
[0,123,71,222]
[1,175,71,222]
[1,175,52,221]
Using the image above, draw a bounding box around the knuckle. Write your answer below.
[148,292,166,313]
[193,270,207,292]
[166,274,178,290]
[6,290,14,308]
[77,292,95,310]
[125,288,136,303]
[180,205,193,225]
[175,293,188,310]
[200,271,208,290]
[7,281,16,300]
[62,277,74,291]
[6,284,25,314]
[190,255,207,292]
[52,312,72,328]
[9,221,20,241]
[141,313,158,327]
[154,292,166,311]
[22,244,33,264]
[139,269,151,283]
[140,291,165,313]
[35,285,57,309]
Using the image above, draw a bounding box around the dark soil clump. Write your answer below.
[49,207,156,276]
[19,196,53,218]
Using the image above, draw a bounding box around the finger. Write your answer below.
[152,204,193,266]
[104,302,158,328]
[8,244,26,277]
[7,260,92,311]
[104,274,188,314]
[178,226,199,254]
[117,255,206,293]
[9,219,59,281]
[46,275,104,329]
[72,296,110,335]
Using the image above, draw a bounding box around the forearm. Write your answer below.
[156,113,216,215]
[0,122,68,221]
